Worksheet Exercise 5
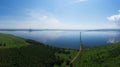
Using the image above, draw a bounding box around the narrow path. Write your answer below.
[66,44,82,67]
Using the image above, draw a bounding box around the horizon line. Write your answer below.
[0,28,119,31]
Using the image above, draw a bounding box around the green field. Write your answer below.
[0,33,120,67]
[73,43,120,67]
[0,33,29,48]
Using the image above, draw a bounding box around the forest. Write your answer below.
[0,33,77,67]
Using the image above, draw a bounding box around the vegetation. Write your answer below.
[0,33,29,48]
[73,43,120,67]
[0,33,120,67]
[0,33,77,67]
[54,49,78,67]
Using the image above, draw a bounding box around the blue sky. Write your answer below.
[0,0,120,29]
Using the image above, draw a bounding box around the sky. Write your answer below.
[0,0,120,29]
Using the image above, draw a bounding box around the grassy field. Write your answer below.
[0,33,29,48]
[73,43,120,67]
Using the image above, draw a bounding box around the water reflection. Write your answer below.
[0,31,120,49]
[107,31,120,44]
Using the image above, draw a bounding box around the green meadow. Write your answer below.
[0,33,29,48]
[73,43,120,67]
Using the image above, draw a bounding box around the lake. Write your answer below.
[0,30,120,49]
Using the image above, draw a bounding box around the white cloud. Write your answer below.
[26,9,113,29]
[25,9,94,29]
[107,14,120,22]
[107,10,120,26]
[0,9,65,29]
[26,10,63,29]
[0,9,119,29]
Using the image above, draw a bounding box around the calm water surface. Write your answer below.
[0,31,120,49]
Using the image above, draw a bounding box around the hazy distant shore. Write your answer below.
[0,29,120,31]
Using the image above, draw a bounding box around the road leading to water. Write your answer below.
[66,32,83,67]
[66,44,83,67]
